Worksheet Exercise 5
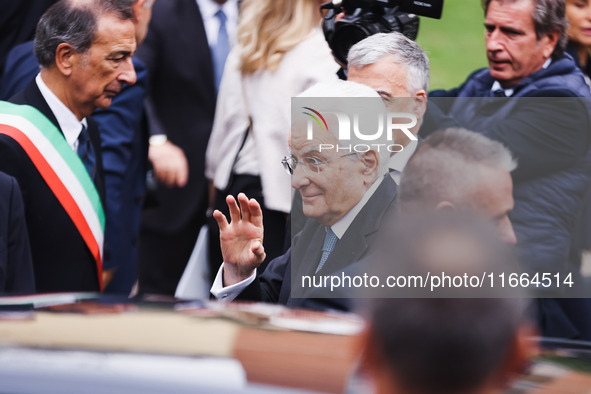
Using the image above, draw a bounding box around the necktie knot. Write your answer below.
[215,9,227,24]
[77,124,96,179]
[77,124,89,148]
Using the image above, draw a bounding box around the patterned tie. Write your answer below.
[316,227,338,274]
[77,124,95,179]
[212,9,230,92]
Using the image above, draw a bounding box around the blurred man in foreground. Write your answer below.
[359,214,535,394]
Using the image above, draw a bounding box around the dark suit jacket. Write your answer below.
[94,57,148,294]
[0,80,105,293]
[0,171,35,294]
[237,175,398,311]
[136,0,216,234]
[0,41,38,100]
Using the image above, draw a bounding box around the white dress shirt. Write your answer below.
[210,175,385,301]
[35,73,87,152]
[490,58,551,97]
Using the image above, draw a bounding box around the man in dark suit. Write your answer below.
[0,0,136,293]
[347,32,427,157]
[136,0,238,296]
[0,171,35,295]
[346,32,461,180]
[0,0,155,295]
[210,81,395,311]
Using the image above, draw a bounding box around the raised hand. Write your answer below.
[213,193,266,286]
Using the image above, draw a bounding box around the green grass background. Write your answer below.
[415,0,488,90]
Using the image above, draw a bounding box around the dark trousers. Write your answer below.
[207,174,287,284]
[137,216,203,296]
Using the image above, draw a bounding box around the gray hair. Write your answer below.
[347,32,430,94]
[483,0,567,59]
[399,128,517,208]
[34,0,135,67]
[296,80,391,177]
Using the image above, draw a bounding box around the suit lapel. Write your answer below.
[291,221,325,279]
[180,0,216,100]
[316,176,398,275]
[14,79,106,204]
[15,79,62,134]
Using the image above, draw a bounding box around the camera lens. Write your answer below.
[330,10,385,65]
[332,23,377,65]
[321,1,423,67]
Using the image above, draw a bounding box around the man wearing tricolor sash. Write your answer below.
[0,0,136,293]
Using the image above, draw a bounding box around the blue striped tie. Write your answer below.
[316,228,338,273]
[212,9,230,92]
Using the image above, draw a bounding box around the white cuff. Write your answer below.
[210,263,257,302]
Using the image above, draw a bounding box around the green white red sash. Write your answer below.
[0,101,105,290]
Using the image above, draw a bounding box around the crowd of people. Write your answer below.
[1,0,591,390]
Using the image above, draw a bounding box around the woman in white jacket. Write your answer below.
[205,0,339,278]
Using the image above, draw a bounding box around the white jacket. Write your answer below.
[205,28,339,213]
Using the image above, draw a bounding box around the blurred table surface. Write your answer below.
[0,294,590,393]
[0,294,361,393]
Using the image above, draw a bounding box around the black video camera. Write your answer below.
[321,0,443,66]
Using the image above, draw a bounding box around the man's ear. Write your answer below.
[132,0,146,22]
[541,30,559,59]
[413,92,427,119]
[54,43,77,76]
[361,150,379,177]
[435,201,456,211]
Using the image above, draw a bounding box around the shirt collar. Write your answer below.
[35,73,87,150]
[196,0,238,21]
[490,58,552,97]
[491,80,514,97]
[388,140,417,173]
[331,175,384,239]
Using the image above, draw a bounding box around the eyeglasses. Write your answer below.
[281,152,358,175]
